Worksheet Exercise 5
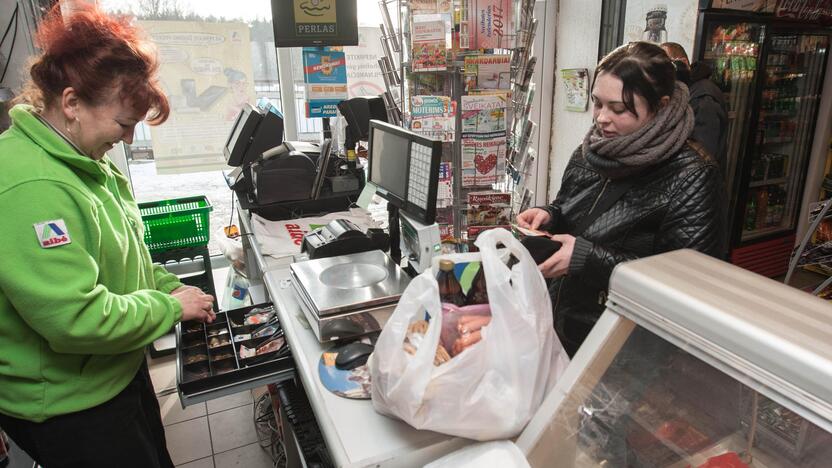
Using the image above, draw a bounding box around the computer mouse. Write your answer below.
[321,318,365,341]
[335,342,374,370]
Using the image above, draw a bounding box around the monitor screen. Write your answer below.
[368,120,442,224]
[224,104,262,167]
[271,0,358,47]
[370,127,409,202]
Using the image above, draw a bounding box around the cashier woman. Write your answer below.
[517,42,726,357]
[0,5,215,467]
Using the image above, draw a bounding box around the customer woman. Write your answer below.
[517,42,725,357]
[0,5,216,467]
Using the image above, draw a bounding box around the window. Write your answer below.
[598,0,627,61]
[100,0,385,254]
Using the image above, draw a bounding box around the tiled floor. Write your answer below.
[149,354,275,468]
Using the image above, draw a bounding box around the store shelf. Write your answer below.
[749,177,788,188]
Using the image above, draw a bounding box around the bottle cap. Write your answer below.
[439,259,454,271]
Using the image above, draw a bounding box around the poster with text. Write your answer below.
[302,47,348,118]
[140,20,256,174]
[344,28,386,98]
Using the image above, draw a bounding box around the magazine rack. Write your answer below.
[377,0,540,249]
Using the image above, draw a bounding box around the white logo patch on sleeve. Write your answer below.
[34,219,72,248]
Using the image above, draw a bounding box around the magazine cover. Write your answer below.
[302,47,348,118]
[468,0,514,49]
[437,161,454,208]
[412,15,449,72]
[410,95,456,142]
[461,94,508,134]
[410,0,453,14]
[464,54,512,91]
[467,191,512,226]
[462,136,506,186]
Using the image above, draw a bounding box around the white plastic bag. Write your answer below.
[370,228,570,440]
[424,441,531,468]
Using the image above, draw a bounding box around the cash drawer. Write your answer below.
[176,302,295,407]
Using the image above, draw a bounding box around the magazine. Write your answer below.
[461,94,508,134]
[464,54,511,91]
[461,93,508,187]
[410,0,452,14]
[462,0,514,50]
[437,162,454,208]
[467,191,512,226]
[412,15,449,72]
[410,95,456,142]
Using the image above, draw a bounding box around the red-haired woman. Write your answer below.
[0,5,215,467]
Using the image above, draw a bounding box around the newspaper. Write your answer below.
[411,95,456,142]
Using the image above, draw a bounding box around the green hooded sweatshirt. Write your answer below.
[0,105,184,422]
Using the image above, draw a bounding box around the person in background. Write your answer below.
[516,42,725,356]
[661,42,729,173]
[0,5,216,467]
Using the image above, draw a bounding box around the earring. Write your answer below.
[65,117,79,136]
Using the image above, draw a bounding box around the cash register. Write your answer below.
[289,121,443,342]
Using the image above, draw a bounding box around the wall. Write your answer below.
[546,0,602,200]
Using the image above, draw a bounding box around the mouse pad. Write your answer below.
[318,336,376,400]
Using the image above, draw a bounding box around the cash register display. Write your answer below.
[368,120,442,225]
[224,104,260,167]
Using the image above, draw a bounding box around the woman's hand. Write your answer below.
[173,288,216,323]
[538,234,576,278]
[516,208,551,231]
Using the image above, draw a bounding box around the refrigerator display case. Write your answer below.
[694,10,830,277]
[517,250,832,467]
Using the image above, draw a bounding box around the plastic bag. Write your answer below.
[424,441,531,468]
[216,228,245,271]
[369,228,570,441]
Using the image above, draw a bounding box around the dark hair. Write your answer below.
[671,59,692,85]
[660,42,689,63]
[20,4,169,124]
[593,42,676,117]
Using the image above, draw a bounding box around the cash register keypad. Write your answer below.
[407,143,432,210]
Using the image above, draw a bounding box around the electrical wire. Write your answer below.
[0,4,19,85]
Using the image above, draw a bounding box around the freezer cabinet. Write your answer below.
[517,250,832,467]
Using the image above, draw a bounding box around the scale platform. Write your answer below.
[289,250,411,342]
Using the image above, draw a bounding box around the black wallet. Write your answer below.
[521,236,562,264]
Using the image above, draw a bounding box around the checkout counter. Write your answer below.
[175,116,468,467]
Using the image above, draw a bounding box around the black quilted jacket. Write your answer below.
[541,142,726,356]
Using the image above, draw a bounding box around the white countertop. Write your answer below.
[239,207,470,467]
[263,267,469,468]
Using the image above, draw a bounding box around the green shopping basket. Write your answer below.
[138,196,212,252]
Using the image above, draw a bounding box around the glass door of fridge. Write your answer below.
[699,21,765,194]
[740,34,829,242]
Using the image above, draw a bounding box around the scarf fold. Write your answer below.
[582,81,695,179]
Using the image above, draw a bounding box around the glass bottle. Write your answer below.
[437,259,466,306]
[642,6,668,44]
[465,264,489,305]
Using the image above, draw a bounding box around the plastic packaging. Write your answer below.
[369,228,570,440]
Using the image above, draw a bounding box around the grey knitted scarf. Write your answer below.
[582,81,695,180]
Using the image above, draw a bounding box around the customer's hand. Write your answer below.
[173,288,216,323]
[516,208,551,231]
[538,234,576,278]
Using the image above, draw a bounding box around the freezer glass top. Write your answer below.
[529,325,832,468]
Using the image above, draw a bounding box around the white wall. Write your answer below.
[546,0,603,200]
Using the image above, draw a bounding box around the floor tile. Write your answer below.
[206,391,253,415]
[165,417,213,465]
[176,455,215,468]
[250,386,269,402]
[214,442,274,468]
[159,392,207,426]
[208,404,263,454]
[148,354,178,394]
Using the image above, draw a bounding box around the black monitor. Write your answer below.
[337,96,388,145]
[271,0,358,47]
[224,103,285,168]
[368,120,442,225]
